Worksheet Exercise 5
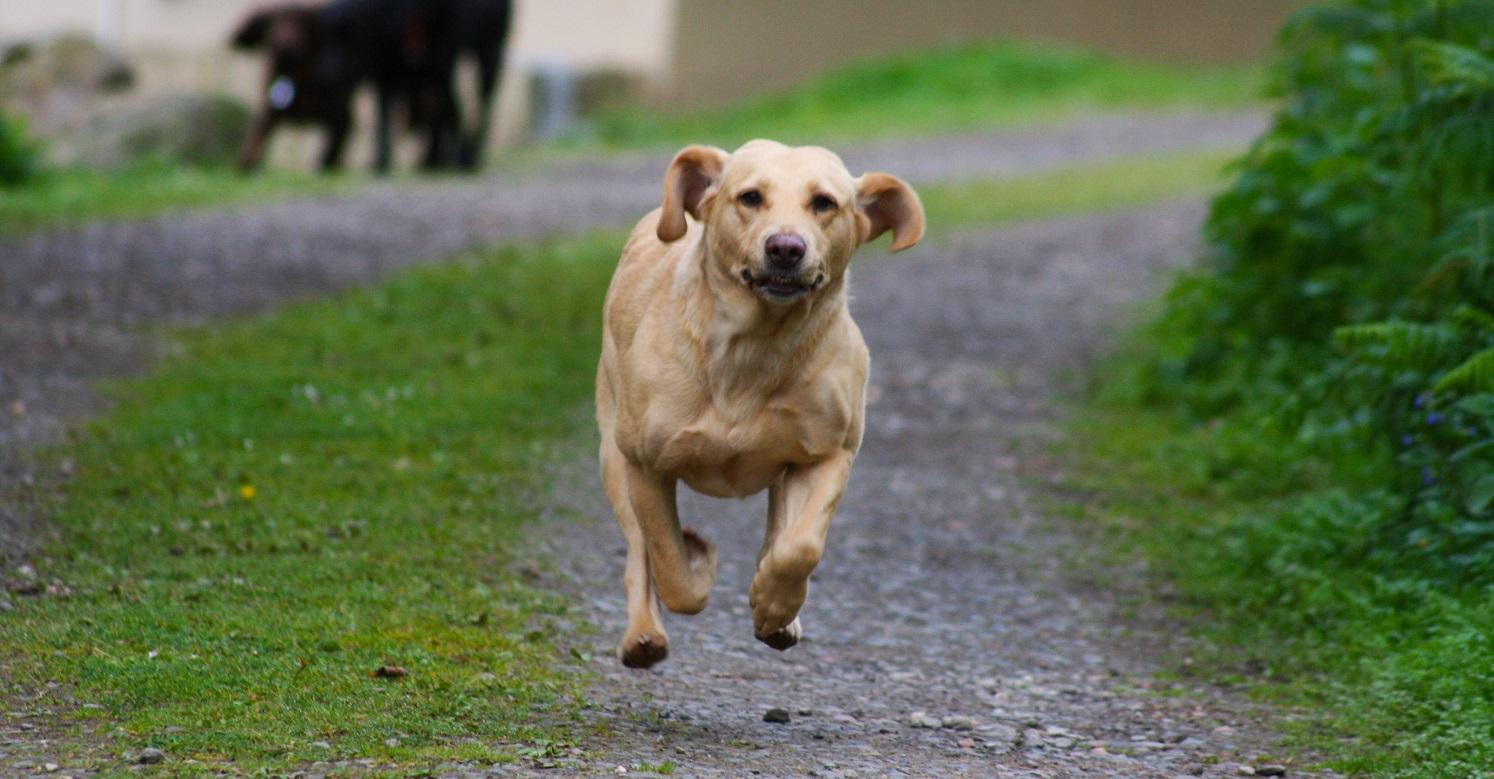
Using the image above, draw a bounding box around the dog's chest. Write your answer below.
[648,399,835,498]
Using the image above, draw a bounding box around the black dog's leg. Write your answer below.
[320,107,352,173]
[374,81,398,174]
[420,79,461,171]
[238,109,278,173]
[459,44,502,170]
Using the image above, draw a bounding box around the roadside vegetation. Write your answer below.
[593,40,1262,149]
[0,160,345,235]
[0,105,345,235]
[1075,1,1494,775]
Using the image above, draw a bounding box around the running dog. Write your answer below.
[595,140,925,668]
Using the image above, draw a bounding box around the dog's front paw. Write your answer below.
[749,571,807,649]
[618,631,669,669]
[755,616,801,651]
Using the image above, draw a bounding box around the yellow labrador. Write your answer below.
[595,140,925,668]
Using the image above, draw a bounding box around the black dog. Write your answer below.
[231,0,511,173]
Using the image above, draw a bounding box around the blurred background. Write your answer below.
[1,0,1293,172]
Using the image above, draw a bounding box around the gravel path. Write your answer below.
[518,204,1311,779]
[0,109,1308,777]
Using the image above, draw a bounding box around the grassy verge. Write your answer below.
[0,233,620,773]
[0,163,349,235]
[592,40,1263,150]
[1068,395,1494,777]
[923,149,1236,229]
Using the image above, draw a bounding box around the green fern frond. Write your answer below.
[1413,40,1494,92]
[1427,206,1494,297]
[1333,320,1464,370]
[1435,346,1494,393]
[1282,5,1390,42]
[1452,305,1494,333]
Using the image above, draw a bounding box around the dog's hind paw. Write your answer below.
[681,526,717,572]
[618,632,669,669]
[755,616,801,651]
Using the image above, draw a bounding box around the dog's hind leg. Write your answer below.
[601,438,669,668]
[750,450,853,649]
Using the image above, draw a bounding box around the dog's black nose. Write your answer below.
[765,233,806,271]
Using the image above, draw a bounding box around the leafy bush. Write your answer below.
[1144,0,1494,585]
[1106,1,1494,773]
[0,109,43,187]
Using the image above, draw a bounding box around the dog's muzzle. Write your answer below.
[740,267,825,302]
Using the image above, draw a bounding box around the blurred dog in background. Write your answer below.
[230,0,511,173]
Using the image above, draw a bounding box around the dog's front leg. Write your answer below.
[601,439,668,668]
[623,459,718,616]
[750,449,854,649]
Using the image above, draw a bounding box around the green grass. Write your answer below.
[593,40,1264,150]
[0,147,1242,773]
[923,148,1237,228]
[0,162,348,235]
[0,233,621,773]
[1067,400,1494,777]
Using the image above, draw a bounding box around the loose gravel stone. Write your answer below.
[137,747,165,765]
[763,708,791,724]
[908,712,941,729]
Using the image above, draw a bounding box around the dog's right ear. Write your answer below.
[231,8,276,49]
[658,145,728,243]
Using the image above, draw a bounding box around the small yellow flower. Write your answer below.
[240,485,257,501]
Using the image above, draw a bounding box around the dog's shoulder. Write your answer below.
[605,208,682,352]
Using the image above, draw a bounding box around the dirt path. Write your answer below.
[505,204,1303,779]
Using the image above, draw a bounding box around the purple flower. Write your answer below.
[1415,393,1430,409]
[1427,412,1444,425]
[1423,466,1436,485]
[1401,434,1414,447]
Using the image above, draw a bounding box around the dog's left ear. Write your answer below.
[855,172,925,252]
[658,145,729,243]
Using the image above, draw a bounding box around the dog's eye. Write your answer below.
[811,195,838,214]
[738,190,763,208]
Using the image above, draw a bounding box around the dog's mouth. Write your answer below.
[740,268,825,302]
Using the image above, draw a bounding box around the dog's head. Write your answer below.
[230,4,327,113]
[658,140,924,305]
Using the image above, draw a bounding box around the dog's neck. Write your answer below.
[675,235,846,401]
